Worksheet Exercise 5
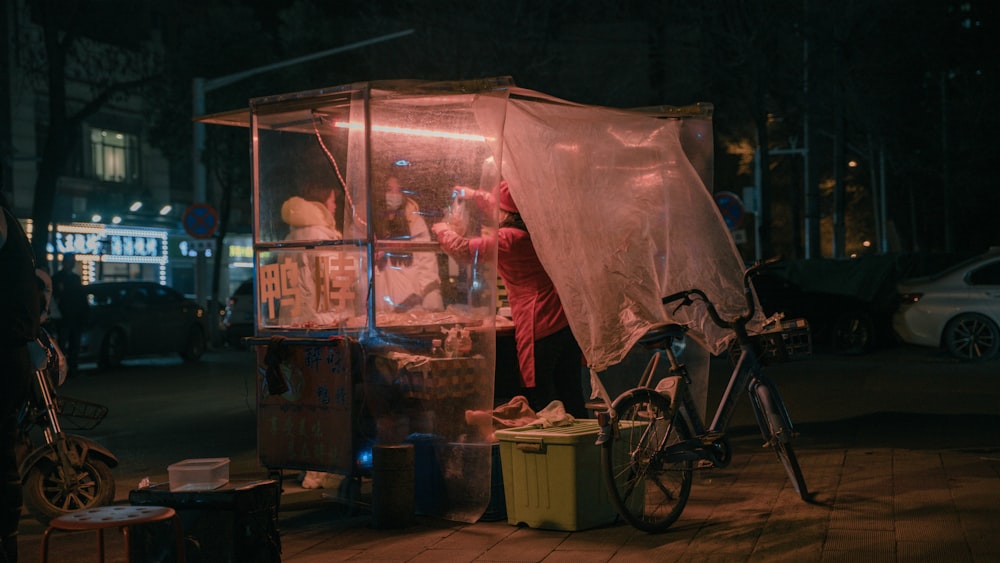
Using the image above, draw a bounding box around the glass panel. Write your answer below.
[254,95,354,245]
[255,247,367,331]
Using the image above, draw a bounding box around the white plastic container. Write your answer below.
[168,458,230,491]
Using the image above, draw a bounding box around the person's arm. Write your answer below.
[432,222,497,263]
[453,186,497,215]
[432,222,472,261]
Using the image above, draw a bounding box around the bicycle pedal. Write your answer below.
[696,460,715,469]
[700,432,725,447]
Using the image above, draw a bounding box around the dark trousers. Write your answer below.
[528,326,587,419]
[1,345,31,563]
[57,319,83,377]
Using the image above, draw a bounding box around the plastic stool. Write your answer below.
[40,505,186,563]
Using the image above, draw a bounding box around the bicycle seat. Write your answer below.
[637,324,686,349]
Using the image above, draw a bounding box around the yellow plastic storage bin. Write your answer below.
[495,420,619,531]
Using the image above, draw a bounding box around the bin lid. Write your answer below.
[494,420,601,445]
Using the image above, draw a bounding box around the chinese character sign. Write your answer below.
[256,249,363,329]
[256,338,355,472]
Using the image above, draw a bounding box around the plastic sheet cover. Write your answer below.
[501,89,749,371]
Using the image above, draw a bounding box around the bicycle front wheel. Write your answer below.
[600,388,692,533]
[753,382,809,500]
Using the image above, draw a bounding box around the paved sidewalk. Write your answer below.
[24,424,999,562]
[17,346,1000,562]
[270,426,1000,562]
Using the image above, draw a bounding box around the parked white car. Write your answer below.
[893,247,1000,361]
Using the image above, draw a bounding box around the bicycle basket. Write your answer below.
[730,317,812,364]
[56,396,109,430]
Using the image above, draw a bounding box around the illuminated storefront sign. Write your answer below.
[50,224,167,261]
[48,223,169,283]
[229,244,252,259]
[229,243,253,268]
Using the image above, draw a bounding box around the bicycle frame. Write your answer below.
[651,331,780,465]
[705,332,765,436]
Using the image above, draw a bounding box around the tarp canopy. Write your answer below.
[765,255,899,303]
[500,88,751,371]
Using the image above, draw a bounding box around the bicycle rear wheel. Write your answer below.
[753,382,809,500]
[600,388,692,533]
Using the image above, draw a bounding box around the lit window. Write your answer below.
[90,128,139,183]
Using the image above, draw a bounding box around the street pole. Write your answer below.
[802,0,819,259]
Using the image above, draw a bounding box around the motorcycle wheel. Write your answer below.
[23,456,116,526]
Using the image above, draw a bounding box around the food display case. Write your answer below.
[222,78,512,522]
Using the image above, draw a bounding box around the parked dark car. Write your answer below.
[751,259,900,355]
[223,278,254,347]
[79,281,207,369]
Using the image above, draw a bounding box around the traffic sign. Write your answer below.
[183,203,219,239]
[714,191,745,230]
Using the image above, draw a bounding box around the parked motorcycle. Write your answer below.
[16,328,118,525]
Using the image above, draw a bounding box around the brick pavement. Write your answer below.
[17,346,1000,562]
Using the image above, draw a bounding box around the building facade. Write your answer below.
[1,0,250,305]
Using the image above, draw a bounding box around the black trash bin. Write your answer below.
[128,480,281,563]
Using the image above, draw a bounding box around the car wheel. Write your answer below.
[944,313,1000,362]
[831,312,874,355]
[181,325,205,362]
[98,329,126,369]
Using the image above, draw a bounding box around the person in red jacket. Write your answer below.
[432,181,586,418]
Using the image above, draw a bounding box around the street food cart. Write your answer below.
[200,77,752,524]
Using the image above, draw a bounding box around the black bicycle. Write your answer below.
[596,259,810,533]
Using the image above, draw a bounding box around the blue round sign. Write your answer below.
[183,203,219,239]
[714,191,744,230]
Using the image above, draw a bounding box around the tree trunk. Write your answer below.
[832,99,845,258]
[31,17,71,267]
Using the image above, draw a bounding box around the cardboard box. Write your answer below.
[495,420,617,531]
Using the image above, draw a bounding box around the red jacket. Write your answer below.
[437,225,568,388]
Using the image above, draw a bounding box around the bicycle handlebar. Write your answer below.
[661,256,781,330]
